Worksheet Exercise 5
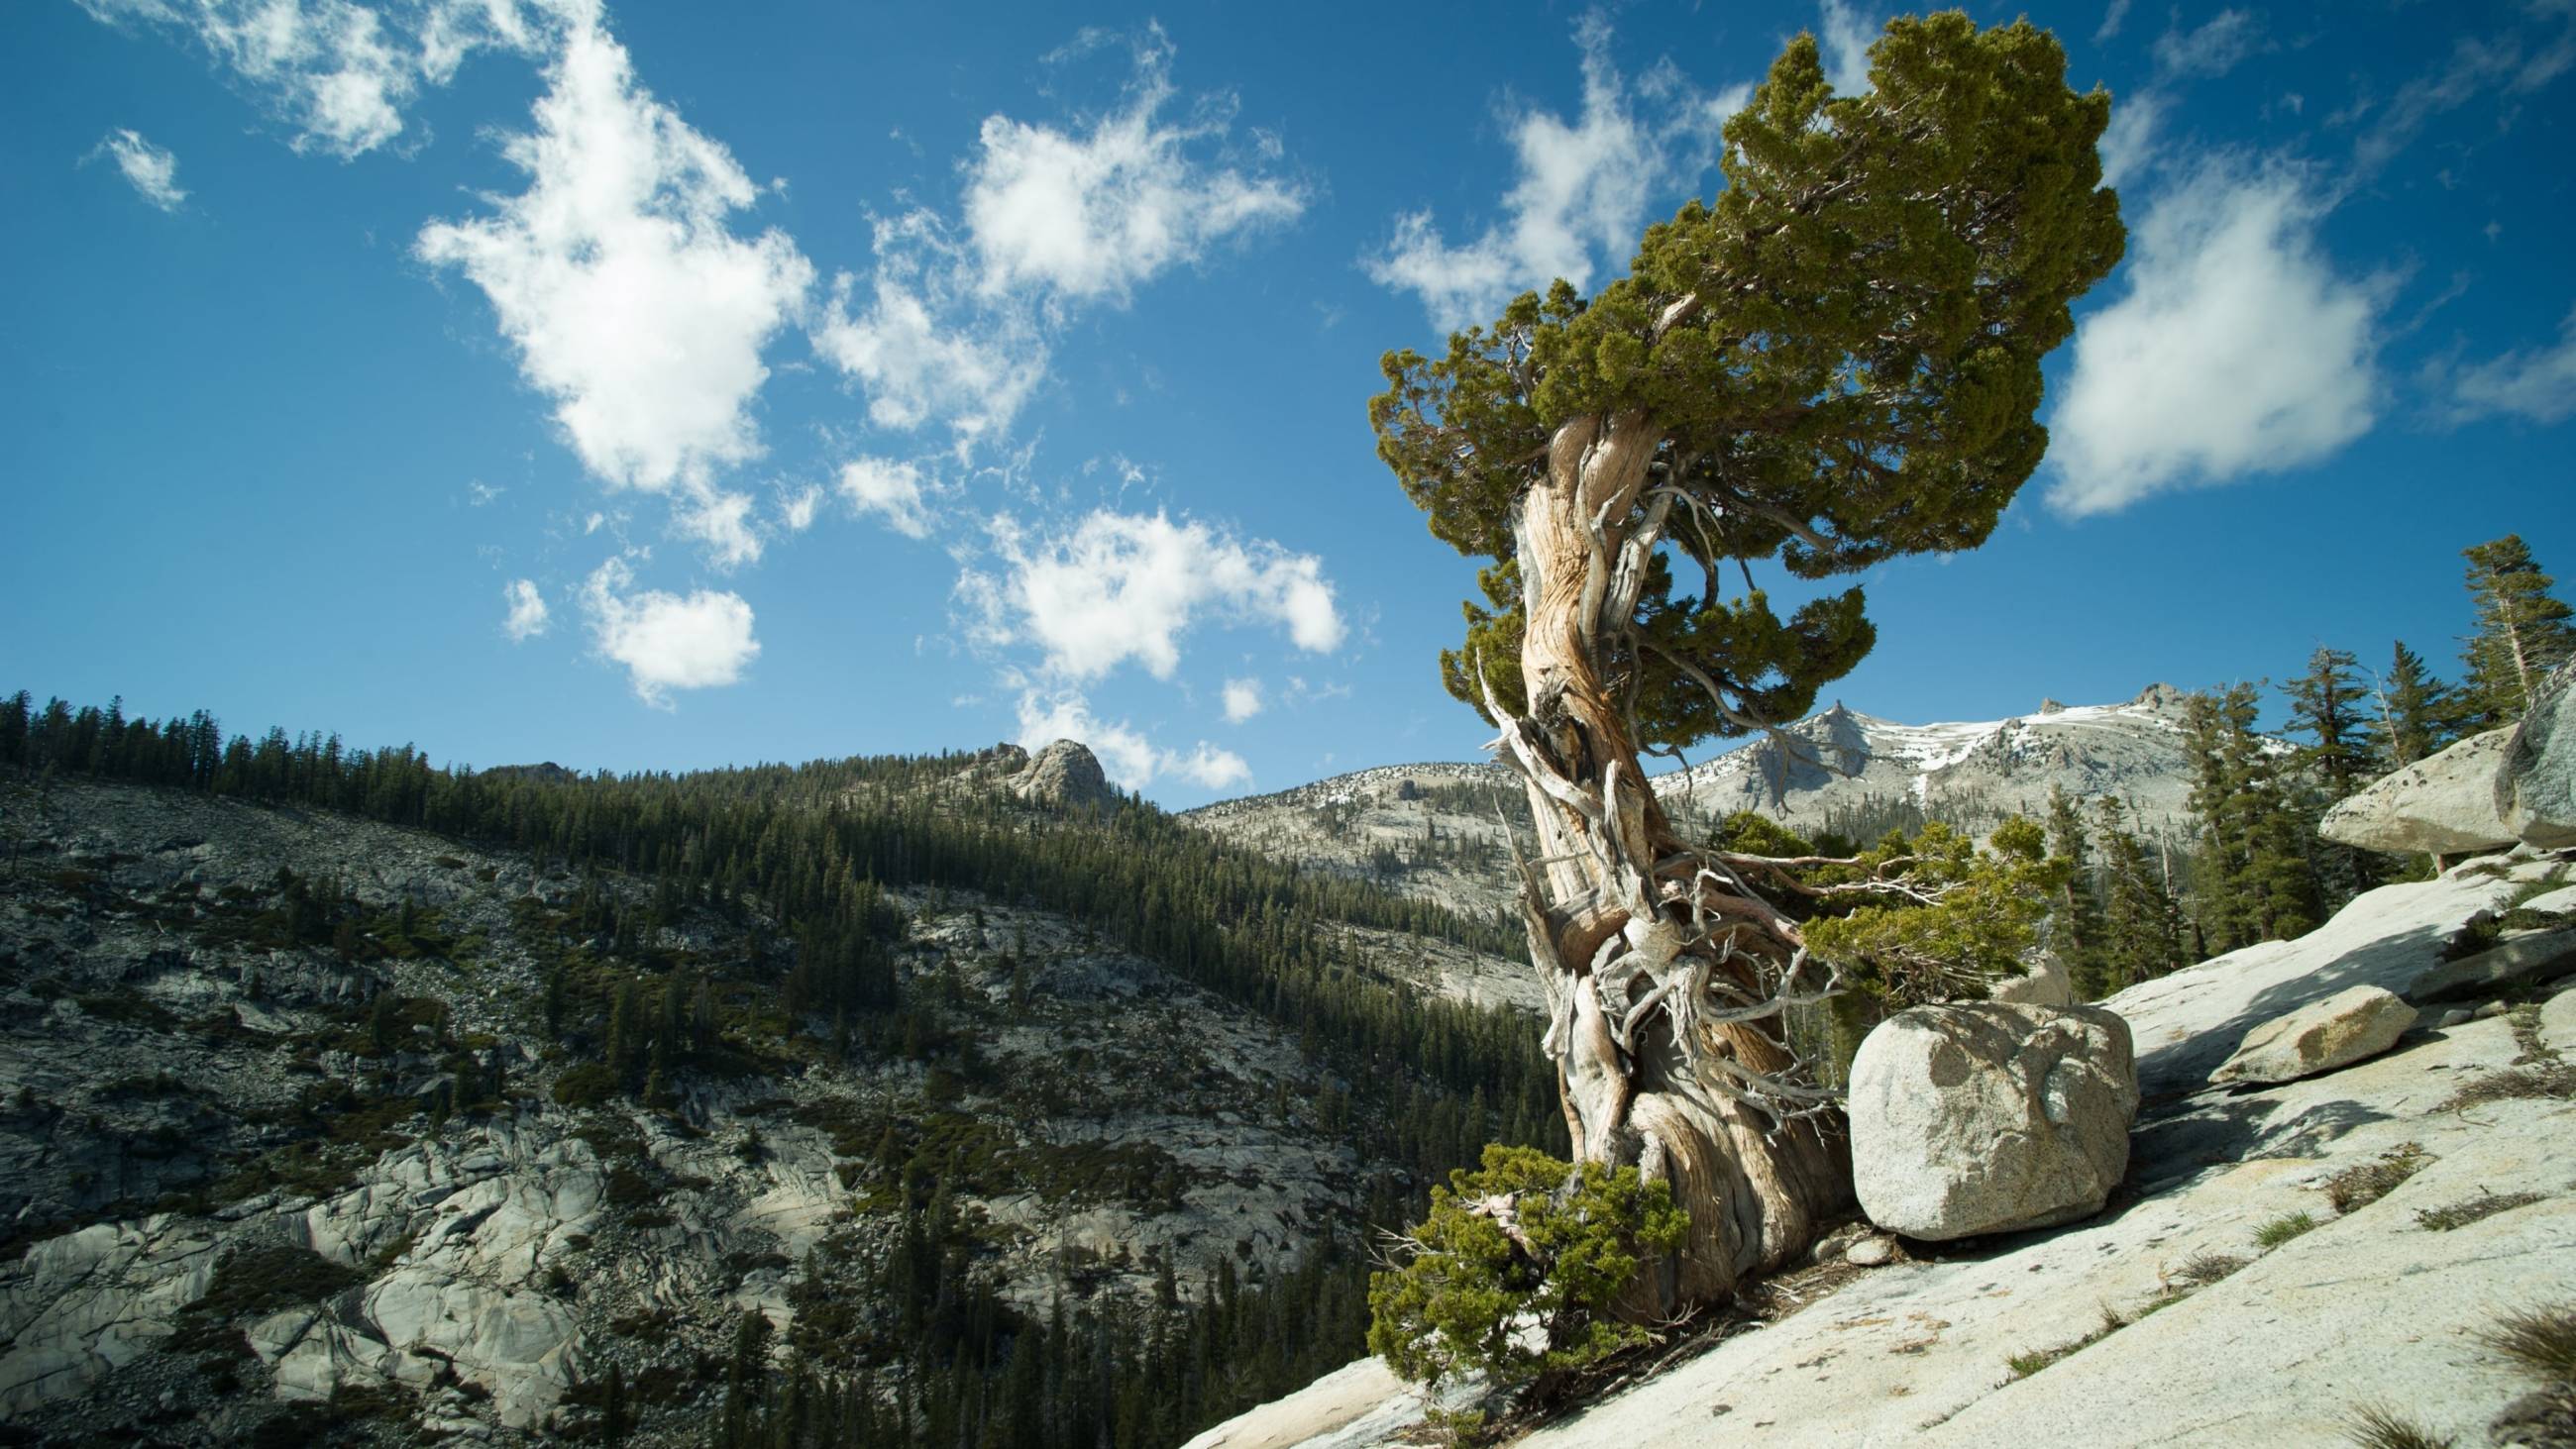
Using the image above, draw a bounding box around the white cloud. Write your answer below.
[467,479,504,505]
[1366,15,1741,332]
[811,230,1048,449]
[962,25,1305,306]
[2095,0,2133,45]
[2154,9,2262,79]
[1170,742,1252,790]
[77,0,538,158]
[2351,25,2576,183]
[2435,306,2576,426]
[580,557,759,706]
[1013,689,1248,791]
[1817,0,1880,95]
[2048,160,2383,517]
[501,577,549,641]
[837,456,934,539]
[416,9,811,567]
[1222,677,1263,723]
[986,510,1342,681]
[779,484,822,533]
[90,129,186,210]
[813,28,1298,453]
[2097,90,2162,190]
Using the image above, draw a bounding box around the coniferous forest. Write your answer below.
[0,693,1564,1448]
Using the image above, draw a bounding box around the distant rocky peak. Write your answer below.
[1012,740,1114,810]
[2128,682,2189,712]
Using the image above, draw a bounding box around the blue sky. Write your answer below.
[7,0,2573,804]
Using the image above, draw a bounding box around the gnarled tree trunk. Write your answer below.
[1492,408,1849,1311]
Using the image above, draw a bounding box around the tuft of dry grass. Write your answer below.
[2325,1145,2431,1214]
[2003,1305,2125,1382]
[2342,1403,2456,1449]
[2476,1303,2576,1384]
[2414,1190,2545,1232]
[2166,1251,2249,1291]
[2254,1211,2319,1249]
[2437,1064,2576,1111]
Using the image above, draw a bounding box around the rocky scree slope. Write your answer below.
[0,774,1408,1446]
[1180,765,1537,1008]
[1656,684,2213,845]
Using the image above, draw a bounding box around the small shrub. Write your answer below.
[2415,1190,2545,1232]
[1422,1405,1489,1447]
[1367,1144,1686,1398]
[552,1064,618,1109]
[2475,1303,2576,1383]
[2254,1211,2319,1250]
[2342,1403,2456,1449]
[2165,1251,2248,1291]
[2324,1145,2429,1214]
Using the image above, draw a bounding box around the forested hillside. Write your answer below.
[0,692,1559,1447]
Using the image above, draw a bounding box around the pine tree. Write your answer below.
[2044,785,2110,999]
[2093,795,2180,989]
[2282,647,2376,797]
[2181,684,2319,953]
[2281,646,2384,905]
[2460,534,2576,726]
[2372,639,2457,768]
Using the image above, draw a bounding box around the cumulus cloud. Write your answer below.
[813,260,1047,449]
[76,0,538,157]
[416,8,811,568]
[962,25,1305,306]
[89,129,186,210]
[984,510,1342,681]
[813,27,1298,453]
[1222,677,1262,723]
[2153,9,2262,79]
[580,557,759,706]
[1015,689,1248,791]
[1366,14,1743,332]
[1816,0,1882,95]
[2047,160,2384,517]
[779,484,822,533]
[501,577,549,641]
[837,456,934,539]
[2433,306,2576,426]
[2096,91,2162,190]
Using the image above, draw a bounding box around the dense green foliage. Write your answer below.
[1799,817,2066,1005]
[2460,533,2576,728]
[1371,13,2123,751]
[1366,1145,1685,1398]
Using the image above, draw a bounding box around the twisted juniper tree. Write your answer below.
[1371,15,2124,1308]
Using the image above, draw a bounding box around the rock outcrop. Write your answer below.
[2319,728,2521,855]
[1987,953,2075,1007]
[1659,684,2213,844]
[2208,983,2415,1086]
[1012,739,1115,809]
[1847,1002,2137,1241]
[2498,660,2576,849]
[2410,926,2576,1004]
